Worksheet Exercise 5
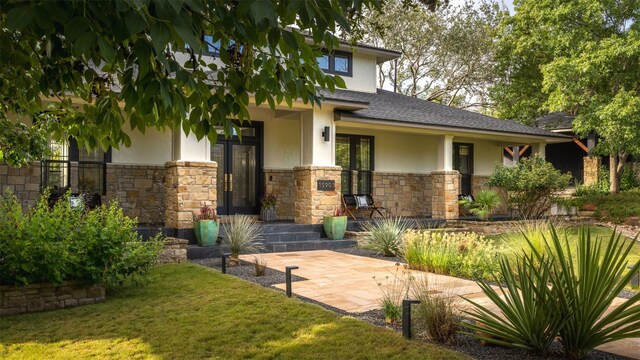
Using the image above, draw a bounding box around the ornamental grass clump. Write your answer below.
[363,216,414,257]
[411,277,461,344]
[465,225,640,358]
[403,230,501,280]
[222,215,263,265]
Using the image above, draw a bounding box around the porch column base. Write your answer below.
[294,166,342,224]
[164,161,217,229]
[583,156,600,187]
[431,171,460,220]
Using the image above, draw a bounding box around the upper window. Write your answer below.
[316,51,353,77]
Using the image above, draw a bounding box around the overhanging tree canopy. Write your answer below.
[490,0,640,192]
[0,0,377,166]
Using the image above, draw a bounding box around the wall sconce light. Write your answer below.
[322,126,330,142]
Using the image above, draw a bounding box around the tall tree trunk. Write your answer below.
[609,153,628,193]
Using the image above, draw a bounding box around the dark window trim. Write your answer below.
[336,133,374,194]
[41,138,111,196]
[453,142,474,196]
[319,50,353,77]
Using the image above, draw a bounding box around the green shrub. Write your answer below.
[222,215,263,264]
[487,155,572,218]
[459,189,501,220]
[363,217,414,257]
[465,225,640,358]
[403,230,502,280]
[411,277,461,343]
[0,189,162,288]
[620,166,640,191]
[573,191,640,223]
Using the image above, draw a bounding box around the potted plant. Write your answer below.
[194,204,219,246]
[323,207,347,240]
[259,194,277,222]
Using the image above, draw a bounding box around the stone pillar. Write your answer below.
[164,161,217,230]
[431,170,460,220]
[294,166,342,224]
[583,156,601,187]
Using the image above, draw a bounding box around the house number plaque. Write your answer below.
[317,180,335,191]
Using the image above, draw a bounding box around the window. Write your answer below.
[41,138,111,196]
[316,51,352,76]
[336,134,374,194]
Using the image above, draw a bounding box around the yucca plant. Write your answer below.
[363,217,414,257]
[465,224,640,358]
[221,215,263,266]
[463,252,563,352]
[538,226,640,359]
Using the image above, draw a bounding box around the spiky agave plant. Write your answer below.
[363,216,414,257]
[222,215,263,265]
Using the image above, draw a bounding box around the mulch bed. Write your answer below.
[192,252,633,360]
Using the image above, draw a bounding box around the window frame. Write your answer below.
[317,50,353,77]
[336,134,374,194]
[41,138,111,196]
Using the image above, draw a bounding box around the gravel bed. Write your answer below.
[191,257,306,287]
[190,253,633,360]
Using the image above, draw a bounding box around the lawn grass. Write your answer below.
[0,263,467,360]
[489,225,640,282]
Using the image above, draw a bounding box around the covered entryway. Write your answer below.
[210,123,263,215]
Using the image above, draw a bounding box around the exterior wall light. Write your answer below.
[322,126,330,142]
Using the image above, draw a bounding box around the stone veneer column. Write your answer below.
[583,156,601,187]
[431,170,460,220]
[164,161,217,230]
[294,166,342,224]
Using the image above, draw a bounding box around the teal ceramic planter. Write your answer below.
[195,220,219,246]
[323,216,347,240]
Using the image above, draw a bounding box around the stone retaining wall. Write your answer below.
[372,172,432,217]
[431,171,460,219]
[264,169,295,221]
[157,237,188,264]
[0,281,105,316]
[106,164,166,225]
[0,162,41,210]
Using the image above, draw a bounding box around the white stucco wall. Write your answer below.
[263,114,301,169]
[111,125,172,165]
[334,128,504,175]
[301,105,335,166]
[342,52,377,93]
[335,127,438,173]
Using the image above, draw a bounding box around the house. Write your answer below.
[0,40,569,241]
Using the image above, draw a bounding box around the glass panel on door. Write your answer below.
[231,144,256,208]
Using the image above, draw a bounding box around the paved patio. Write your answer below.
[241,250,639,359]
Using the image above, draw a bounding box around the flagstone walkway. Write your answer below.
[241,250,639,359]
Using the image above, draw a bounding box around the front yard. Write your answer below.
[0,263,466,360]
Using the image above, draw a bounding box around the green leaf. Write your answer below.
[6,4,36,29]
[282,31,298,51]
[97,38,117,63]
[150,21,171,54]
[74,32,97,56]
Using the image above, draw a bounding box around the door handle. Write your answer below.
[224,173,229,192]
[229,174,233,192]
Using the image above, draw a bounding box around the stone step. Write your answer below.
[187,244,222,260]
[260,232,322,243]
[264,239,357,253]
[258,223,323,234]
